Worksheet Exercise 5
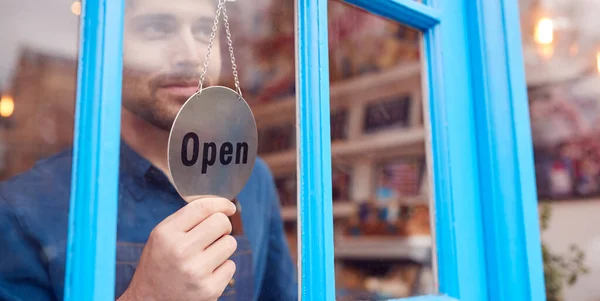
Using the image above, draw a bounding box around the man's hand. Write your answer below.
[118,197,238,301]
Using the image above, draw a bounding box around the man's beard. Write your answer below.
[123,98,177,131]
[122,67,205,131]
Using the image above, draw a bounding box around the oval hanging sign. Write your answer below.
[168,86,258,202]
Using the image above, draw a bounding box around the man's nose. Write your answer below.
[172,31,202,70]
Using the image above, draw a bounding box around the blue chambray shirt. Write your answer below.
[0,143,298,301]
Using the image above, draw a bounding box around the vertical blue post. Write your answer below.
[423,0,490,299]
[296,0,336,300]
[465,0,546,300]
[64,0,125,300]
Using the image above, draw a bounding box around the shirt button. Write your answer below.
[229,278,235,287]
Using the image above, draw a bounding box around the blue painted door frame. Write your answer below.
[66,0,546,300]
[64,0,124,300]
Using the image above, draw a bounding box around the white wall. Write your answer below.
[543,200,600,301]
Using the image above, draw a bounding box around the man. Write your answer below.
[0,0,298,300]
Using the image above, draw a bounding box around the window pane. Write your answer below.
[0,1,79,300]
[327,1,436,299]
[117,0,298,300]
[521,0,600,300]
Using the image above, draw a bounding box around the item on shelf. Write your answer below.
[404,205,431,236]
[375,23,420,71]
[362,204,389,236]
[345,198,431,237]
[275,164,353,209]
[375,157,424,200]
[346,215,362,236]
[347,202,407,237]
[364,277,409,299]
[332,164,351,201]
[363,95,412,133]
[274,173,296,207]
[327,1,419,81]
[257,124,295,154]
[528,83,600,201]
[335,289,382,301]
[535,136,600,200]
[335,261,422,300]
[336,267,386,301]
[231,0,296,103]
[330,109,349,141]
[284,224,298,263]
[419,168,429,197]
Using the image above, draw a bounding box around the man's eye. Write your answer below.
[192,25,212,41]
[137,22,176,39]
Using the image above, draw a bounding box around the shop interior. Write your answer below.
[1,0,600,300]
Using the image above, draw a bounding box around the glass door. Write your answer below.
[296,0,547,300]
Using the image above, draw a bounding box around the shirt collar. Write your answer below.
[120,141,178,200]
[120,141,152,180]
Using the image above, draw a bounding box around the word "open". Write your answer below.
[181,132,249,173]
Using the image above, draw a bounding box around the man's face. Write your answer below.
[122,0,221,131]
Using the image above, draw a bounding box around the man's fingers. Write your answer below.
[209,260,236,297]
[161,197,236,232]
[202,235,238,273]
[185,212,232,251]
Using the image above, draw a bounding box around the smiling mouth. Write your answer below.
[158,84,199,98]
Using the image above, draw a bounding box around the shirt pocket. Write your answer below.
[115,241,144,299]
[220,235,254,301]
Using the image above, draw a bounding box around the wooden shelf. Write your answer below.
[334,235,432,262]
[250,62,422,129]
[280,195,429,222]
[281,202,358,221]
[263,127,425,175]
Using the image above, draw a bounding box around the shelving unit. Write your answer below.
[263,127,425,175]
[253,60,432,298]
[280,195,429,222]
[251,62,422,130]
[252,61,425,176]
[335,235,432,263]
[281,202,358,221]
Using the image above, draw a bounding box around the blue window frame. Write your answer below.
[64,0,124,300]
[65,0,546,300]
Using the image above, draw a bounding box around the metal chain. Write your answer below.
[197,3,221,91]
[221,3,242,97]
[198,0,243,97]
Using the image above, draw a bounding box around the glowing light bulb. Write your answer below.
[535,17,554,45]
[596,52,600,73]
[538,44,554,60]
[0,95,14,118]
[71,1,81,16]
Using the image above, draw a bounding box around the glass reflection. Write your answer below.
[327,1,435,300]
[521,0,600,300]
[0,0,299,300]
[119,0,298,300]
[0,1,80,300]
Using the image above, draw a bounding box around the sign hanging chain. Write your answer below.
[198,0,242,97]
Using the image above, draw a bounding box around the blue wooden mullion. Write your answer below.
[424,1,490,299]
[465,0,546,300]
[296,0,336,300]
[500,0,547,297]
[343,0,440,30]
[63,0,125,300]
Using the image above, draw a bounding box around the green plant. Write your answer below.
[540,204,589,301]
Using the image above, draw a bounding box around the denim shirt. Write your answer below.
[0,143,297,301]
